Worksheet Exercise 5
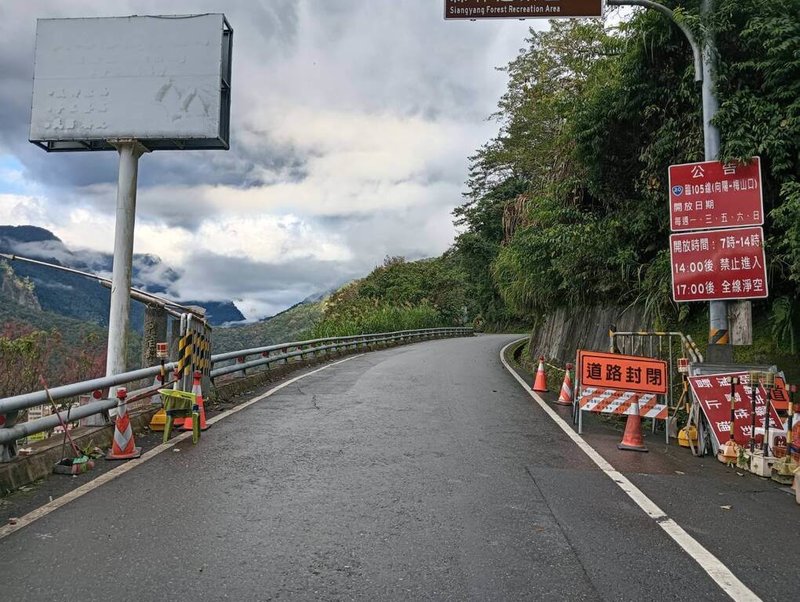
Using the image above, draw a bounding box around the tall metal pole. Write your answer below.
[606,0,703,81]
[700,0,732,363]
[608,0,731,362]
[106,140,147,386]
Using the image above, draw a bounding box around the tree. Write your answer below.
[452,3,800,334]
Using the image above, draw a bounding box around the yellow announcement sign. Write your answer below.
[444,0,604,19]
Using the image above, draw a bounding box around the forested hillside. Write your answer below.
[308,255,472,337]
[0,293,142,395]
[452,1,800,353]
[213,299,325,353]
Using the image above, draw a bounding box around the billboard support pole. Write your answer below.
[106,140,148,391]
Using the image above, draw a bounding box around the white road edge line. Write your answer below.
[500,340,760,602]
[0,354,363,541]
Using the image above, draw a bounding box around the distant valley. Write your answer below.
[0,225,331,368]
[0,225,245,329]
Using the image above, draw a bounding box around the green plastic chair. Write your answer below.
[159,389,200,444]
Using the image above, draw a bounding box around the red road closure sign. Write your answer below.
[772,375,790,411]
[688,371,782,448]
[669,158,762,231]
[578,350,668,395]
[670,226,768,302]
[443,0,603,19]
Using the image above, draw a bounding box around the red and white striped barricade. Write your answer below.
[577,387,669,442]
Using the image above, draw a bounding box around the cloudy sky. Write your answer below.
[0,1,544,320]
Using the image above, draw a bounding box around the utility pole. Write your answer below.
[607,0,732,362]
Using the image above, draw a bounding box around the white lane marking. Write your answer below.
[500,340,760,602]
[0,355,363,541]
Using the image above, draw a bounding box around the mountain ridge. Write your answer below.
[0,225,245,327]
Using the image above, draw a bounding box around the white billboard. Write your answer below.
[30,14,232,151]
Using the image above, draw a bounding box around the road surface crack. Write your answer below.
[525,466,603,600]
[311,394,319,410]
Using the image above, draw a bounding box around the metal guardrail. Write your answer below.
[0,327,472,460]
[609,331,703,364]
[608,330,704,413]
[209,329,467,378]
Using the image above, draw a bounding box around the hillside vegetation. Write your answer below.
[1,259,144,398]
[0,291,144,396]
[308,255,471,338]
[451,2,800,358]
[215,253,477,351]
[213,300,325,353]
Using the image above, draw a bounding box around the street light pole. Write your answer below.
[700,0,732,362]
[607,0,732,362]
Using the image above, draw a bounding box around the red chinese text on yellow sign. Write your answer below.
[578,350,668,395]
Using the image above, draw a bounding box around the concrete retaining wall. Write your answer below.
[526,305,649,365]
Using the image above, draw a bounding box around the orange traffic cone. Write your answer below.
[556,363,574,406]
[532,356,548,392]
[618,395,648,452]
[106,388,142,460]
[181,371,209,431]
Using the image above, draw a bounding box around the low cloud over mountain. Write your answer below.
[0,225,245,326]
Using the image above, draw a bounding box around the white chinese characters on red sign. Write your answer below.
[688,371,782,448]
[670,226,768,302]
[669,158,762,231]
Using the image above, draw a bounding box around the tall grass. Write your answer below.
[306,304,445,339]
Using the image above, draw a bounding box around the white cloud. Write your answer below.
[0,194,49,225]
[0,0,542,319]
[196,215,352,264]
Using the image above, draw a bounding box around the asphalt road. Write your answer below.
[0,334,795,600]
